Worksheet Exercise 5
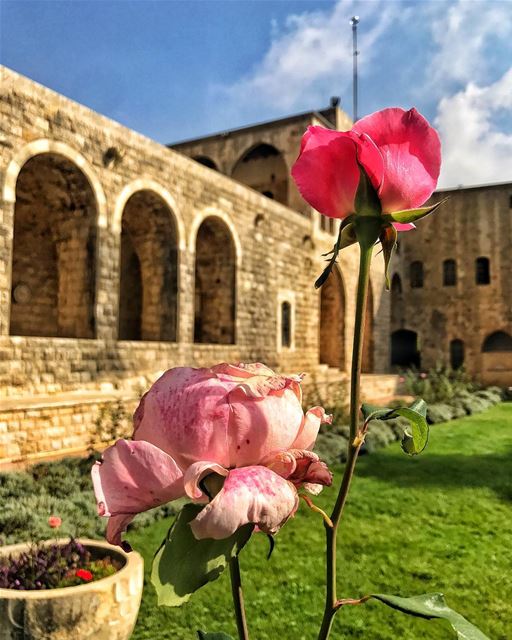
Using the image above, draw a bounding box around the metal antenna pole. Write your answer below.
[350,16,359,122]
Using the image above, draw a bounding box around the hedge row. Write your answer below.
[314,387,504,466]
[0,455,179,546]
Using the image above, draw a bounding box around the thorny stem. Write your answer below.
[317,244,373,640]
[229,555,250,640]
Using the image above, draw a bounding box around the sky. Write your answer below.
[1,0,511,188]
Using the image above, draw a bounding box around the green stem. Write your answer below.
[317,243,373,640]
[229,556,250,640]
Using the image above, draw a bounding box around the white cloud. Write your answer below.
[211,0,512,187]
[436,68,512,187]
[212,0,401,118]
[426,0,512,92]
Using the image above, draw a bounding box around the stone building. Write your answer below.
[390,182,512,386]
[0,67,395,466]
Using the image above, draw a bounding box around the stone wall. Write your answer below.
[392,183,512,385]
[0,67,392,464]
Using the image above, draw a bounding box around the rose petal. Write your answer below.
[292,406,332,450]
[353,107,441,212]
[133,367,231,469]
[228,386,305,466]
[92,439,184,545]
[190,466,299,540]
[261,449,332,489]
[183,460,229,502]
[393,222,416,232]
[291,126,361,219]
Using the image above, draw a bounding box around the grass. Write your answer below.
[127,403,512,640]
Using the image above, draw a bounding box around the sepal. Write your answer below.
[379,224,398,290]
[382,197,448,224]
[315,216,357,289]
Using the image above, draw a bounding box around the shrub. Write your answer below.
[427,403,456,425]
[362,422,397,454]
[402,364,477,404]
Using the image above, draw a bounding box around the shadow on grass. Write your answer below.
[357,448,512,501]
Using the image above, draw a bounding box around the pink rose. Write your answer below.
[92,363,332,545]
[48,516,62,529]
[291,107,441,231]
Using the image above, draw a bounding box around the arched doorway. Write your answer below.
[319,266,345,369]
[118,191,178,341]
[362,281,374,373]
[194,217,236,344]
[10,153,97,338]
[481,330,512,385]
[391,329,420,368]
[450,339,464,369]
[232,143,288,205]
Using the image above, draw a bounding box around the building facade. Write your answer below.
[0,67,394,466]
[391,182,512,386]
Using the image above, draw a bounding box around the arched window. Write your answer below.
[476,257,490,285]
[482,331,512,352]
[118,190,178,341]
[193,156,217,170]
[10,153,97,338]
[319,266,345,369]
[391,273,404,329]
[232,143,288,206]
[194,217,236,344]
[281,302,292,348]
[450,339,464,369]
[391,329,421,368]
[410,261,424,288]
[443,259,457,286]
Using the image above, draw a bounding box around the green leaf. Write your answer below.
[151,504,254,607]
[197,632,235,640]
[370,593,490,640]
[360,398,429,455]
[379,224,398,290]
[382,197,449,224]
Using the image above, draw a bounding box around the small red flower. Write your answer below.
[75,569,93,582]
[48,516,62,528]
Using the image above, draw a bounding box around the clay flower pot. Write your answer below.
[0,538,143,640]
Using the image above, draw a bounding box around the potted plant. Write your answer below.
[0,536,143,640]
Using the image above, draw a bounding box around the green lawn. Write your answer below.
[127,403,512,640]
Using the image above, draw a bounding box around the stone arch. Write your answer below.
[112,179,185,245]
[391,329,420,368]
[188,208,242,266]
[118,190,179,341]
[9,152,99,338]
[231,143,288,205]
[362,279,375,373]
[482,331,512,352]
[2,139,107,228]
[193,216,237,344]
[319,266,346,369]
[193,155,218,170]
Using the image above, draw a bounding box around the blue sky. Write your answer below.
[2,0,512,187]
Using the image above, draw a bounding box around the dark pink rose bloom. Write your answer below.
[92,363,332,546]
[291,107,441,231]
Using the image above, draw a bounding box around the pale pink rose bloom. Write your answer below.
[92,363,332,545]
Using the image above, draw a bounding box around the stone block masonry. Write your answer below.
[0,66,392,464]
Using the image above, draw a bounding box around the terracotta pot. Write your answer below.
[0,538,143,640]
